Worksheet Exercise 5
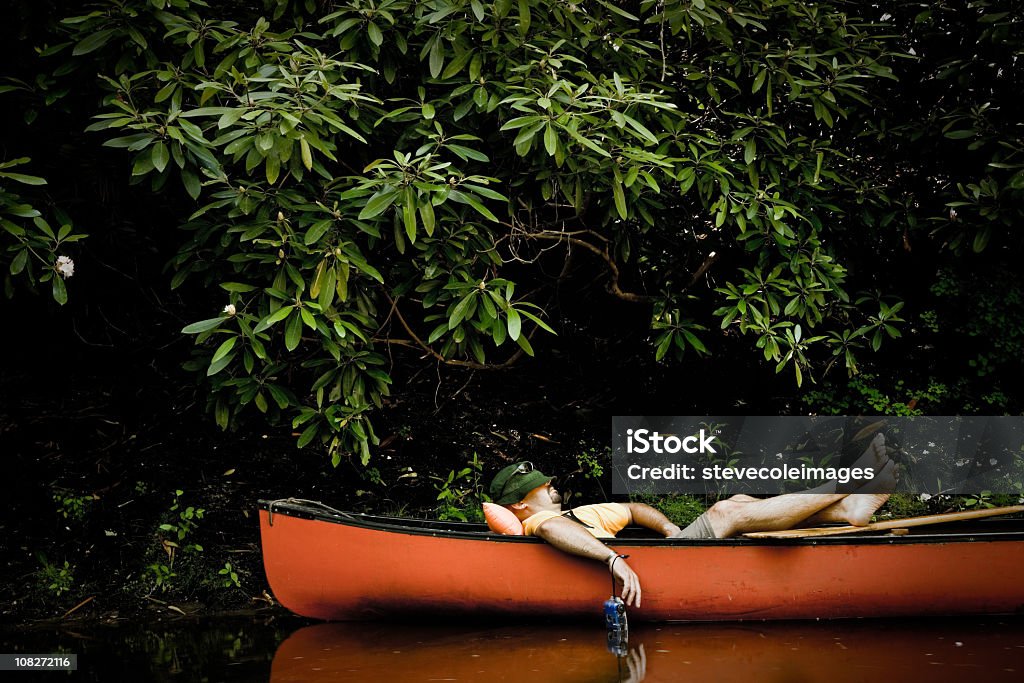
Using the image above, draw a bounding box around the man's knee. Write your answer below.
[706,499,745,537]
[728,494,758,503]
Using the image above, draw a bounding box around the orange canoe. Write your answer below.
[258,499,1024,621]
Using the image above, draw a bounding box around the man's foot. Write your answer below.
[826,460,897,526]
[850,433,889,472]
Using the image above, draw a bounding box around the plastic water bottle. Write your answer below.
[604,596,628,656]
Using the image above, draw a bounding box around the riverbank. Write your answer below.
[1,320,624,626]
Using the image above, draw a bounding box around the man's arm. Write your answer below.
[533,516,643,607]
[622,503,681,537]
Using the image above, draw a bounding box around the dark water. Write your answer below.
[3,616,1023,682]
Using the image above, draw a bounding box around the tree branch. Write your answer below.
[514,229,654,303]
[514,226,719,298]
[380,292,525,370]
[686,250,719,288]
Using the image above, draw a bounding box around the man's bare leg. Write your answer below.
[699,491,848,538]
[692,435,895,538]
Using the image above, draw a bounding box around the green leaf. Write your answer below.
[612,179,627,219]
[563,126,611,158]
[752,69,767,94]
[595,0,638,19]
[220,282,256,292]
[178,107,235,119]
[429,39,444,78]
[9,249,27,275]
[181,169,201,199]
[500,116,544,131]
[211,337,237,364]
[506,307,522,341]
[655,332,672,361]
[358,188,399,220]
[304,220,332,245]
[300,307,317,330]
[217,108,244,129]
[518,308,556,334]
[402,186,417,243]
[449,293,475,329]
[267,384,291,409]
[265,155,280,185]
[447,190,498,221]
[215,400,229,430]
[681,329,708,354]
[517,0,531,35]
[973,228,991,252]
[622,114,659,145]
[72,28,115,56]
[0,172,46,186]
[297,422,319,448]
[285,312,303,351]
[151,142,169,173]
[52,275,67,305]
[427,321,448,344]
[543,124,557,156]
[300,138,313,171]
[182,317,225,334]
[470,0,485,21]
[514,332,534,356]
[206,351,234,376]
[254,305,294,333]
[367,22,383,46]
[318,266,336,310]
[419,200,436,236]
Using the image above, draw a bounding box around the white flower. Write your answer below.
[223,304,236,316]
[56,255,75,278]
[990,458,999,466]
[919,493,932,502]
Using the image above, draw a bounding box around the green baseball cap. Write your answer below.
[489,461,553,505]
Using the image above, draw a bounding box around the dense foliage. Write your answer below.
[3,0,1022,470]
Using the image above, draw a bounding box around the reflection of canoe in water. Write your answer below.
[258,499,1024,621]
[270,620,1024,683]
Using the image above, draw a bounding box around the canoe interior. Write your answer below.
[257,498,1024,546]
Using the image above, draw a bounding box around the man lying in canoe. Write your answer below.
[489,434,896,608]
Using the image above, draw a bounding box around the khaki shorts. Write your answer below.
[675,511,716,539]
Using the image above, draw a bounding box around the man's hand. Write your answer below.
[610,555,642,608]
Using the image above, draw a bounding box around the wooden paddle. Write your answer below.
[743,504,1024,539]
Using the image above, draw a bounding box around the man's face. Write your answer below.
[544,482,562,504]
[522,481,561,507]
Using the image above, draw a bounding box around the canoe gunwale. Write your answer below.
[257,498,1024,547]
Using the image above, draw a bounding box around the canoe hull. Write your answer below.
[258,503,1024,621]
